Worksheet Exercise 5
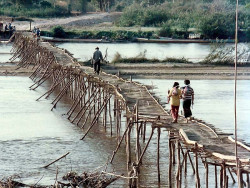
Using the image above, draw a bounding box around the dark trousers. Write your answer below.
[93,60,100,74]
[183,99,192,118]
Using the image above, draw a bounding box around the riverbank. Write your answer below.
[104,63,250,80]
[3,61,250,80]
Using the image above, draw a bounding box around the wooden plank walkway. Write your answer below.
[10,32,250,187]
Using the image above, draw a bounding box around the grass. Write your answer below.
[111,52,192,64]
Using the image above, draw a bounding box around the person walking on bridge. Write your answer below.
[168,82,182,123]
[181,79,194,123]
[93,47,103,75]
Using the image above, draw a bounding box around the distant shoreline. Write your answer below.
[40,36,236,44]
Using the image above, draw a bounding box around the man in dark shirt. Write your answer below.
[93,47,103,75]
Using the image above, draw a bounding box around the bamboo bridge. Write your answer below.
[10,32,250,188]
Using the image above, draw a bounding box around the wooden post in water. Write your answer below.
[143,122,146,143]
[220,166,223,188]
[168,137,172,188]
[176,140,181,188]
[246,173,249,188]
[205,162,208,188]
[135,100,140,163]
[194,143,200,188]
[157,127,161,183]
[215,165,218,188]
[172,141,176,165]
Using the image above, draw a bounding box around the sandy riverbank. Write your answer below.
[2,62,250,80]
[101,62,250,80]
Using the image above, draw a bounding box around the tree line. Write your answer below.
[0,0,249,41]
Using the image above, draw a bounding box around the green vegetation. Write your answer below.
[42,26,154,41]
[201,41,250,65]
[111,52,191,64]
[0,0,70,17]
[117,0,250,41]
[0,0,249,41]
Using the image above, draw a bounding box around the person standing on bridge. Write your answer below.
[181,79,194,123]
[93,47,103,75]
[168,82,182,123]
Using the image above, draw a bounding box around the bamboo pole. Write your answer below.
[176,141,181,188]
[138,128,155,165]
[194,143,200,188]
[215,165,218,188]
[205,162,208,188]
[157,127,161,183]
[168,138,172,188]
[110,121,132,163]
[81,95,112,140]
[43,152,70,168]
[109,97,113,137]
[228,167,236,184]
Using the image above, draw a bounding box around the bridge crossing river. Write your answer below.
[9,32,250,187]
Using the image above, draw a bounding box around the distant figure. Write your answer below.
[8,23,12,30]
[92,47,103,74]
[32,26,37,33]
[181,80,194,123]
[32,27,37,38]
[168,82,182,123]
[4,24,8,31]
[36,28,41,37]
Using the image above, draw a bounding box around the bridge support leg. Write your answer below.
[195,143,200,188]
[168,137,173,188]
[157,127,161,183]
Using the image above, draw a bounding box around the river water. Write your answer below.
[57,42,211,62]
[0,42,248,187]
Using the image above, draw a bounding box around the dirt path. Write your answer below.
[13,12,122,30]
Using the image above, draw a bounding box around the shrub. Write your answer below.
[158,23,172,37]
[40,1,52,8]
[79,31,94,39]
[199,13,235,39]
[51,26,67,38]
[111,52,122,64]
